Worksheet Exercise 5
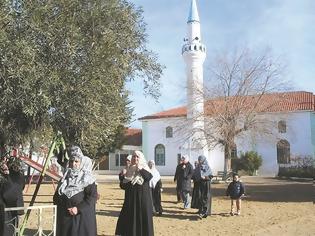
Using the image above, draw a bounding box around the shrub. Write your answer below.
[278,155,315,178]
[239,151,263,176]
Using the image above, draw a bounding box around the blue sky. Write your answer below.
[127,0,315,128]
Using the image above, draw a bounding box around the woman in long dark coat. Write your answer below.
[148,160,163,215]
[191,161,201,210]
[115,150,154,236]
[195,155,213,218]
[53,146,97,236]
[0,157,24,236]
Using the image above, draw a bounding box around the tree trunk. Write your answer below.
[224,145,232,178]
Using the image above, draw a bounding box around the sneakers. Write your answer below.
[230,211,241,216]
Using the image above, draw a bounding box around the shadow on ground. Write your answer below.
[161,177,313,203]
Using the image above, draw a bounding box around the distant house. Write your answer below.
[97,128,142,173]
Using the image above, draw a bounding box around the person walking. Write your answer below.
[177,155,193,209]
[173,159,183,203]
[194,155,213,218]
[191,161,200,210]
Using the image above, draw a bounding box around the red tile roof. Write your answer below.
[124,128,142,146]
[139,91,315,120]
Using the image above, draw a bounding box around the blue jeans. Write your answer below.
[181,191,191,209]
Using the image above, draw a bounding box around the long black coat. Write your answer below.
[176,162,193,192]
[116,169,154,236]
[191,176,201,209]
[53,183,98,236]
[151,179,163,214]
[174,164,181,190]
[0,174,24,236]
[198,180,212,215]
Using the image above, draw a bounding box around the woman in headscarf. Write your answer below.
[53,146,97,236]
[148,160,163,216]
[0,155,25,236]
[195,155,213,219]
[115,150,154,236]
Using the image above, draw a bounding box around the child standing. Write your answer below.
[226,173,245,216]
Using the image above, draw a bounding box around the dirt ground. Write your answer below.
[23,176,315,236]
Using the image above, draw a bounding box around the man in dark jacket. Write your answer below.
[177,155,193,209]
[173,159,183,203]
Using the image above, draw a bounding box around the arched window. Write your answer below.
[155,144,165,166]
[277,139,290,164]
[278,120,286,133]
[166,126,173,138]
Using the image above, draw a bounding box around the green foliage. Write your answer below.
[278,167,314,178]
[0,0,163,156]
[238,151,263,175]
[278,155,314,178]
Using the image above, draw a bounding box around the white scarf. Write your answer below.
[148,160,161,188]
[123,151,151,185]
[58,153,96,198]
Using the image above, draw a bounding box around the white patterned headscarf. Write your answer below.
[123,150,151,185]
[58,146,96,198]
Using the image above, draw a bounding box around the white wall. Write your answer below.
[142,117,185,175]
[142,111,314,176]
[142,117,225,175]
[235,111,313,176]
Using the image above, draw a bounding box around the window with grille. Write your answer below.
[166,126,173,138]
[115,154,129,166]
[155,144,165,166]
[278,120,287,133]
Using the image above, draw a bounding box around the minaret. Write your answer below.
[181,0,208,159]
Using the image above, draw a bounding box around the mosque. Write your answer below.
[137,0,315,176]
[105,0,315,176]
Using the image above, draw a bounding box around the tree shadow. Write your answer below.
[162,177,313,202]
[96,209,120,217]
[244,183,313,202]
[156,209,199,221]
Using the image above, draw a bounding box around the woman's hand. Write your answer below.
[67,207,78,216]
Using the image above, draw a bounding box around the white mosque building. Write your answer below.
[138,0,315,176]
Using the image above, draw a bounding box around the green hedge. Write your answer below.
[278,167,314,178]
